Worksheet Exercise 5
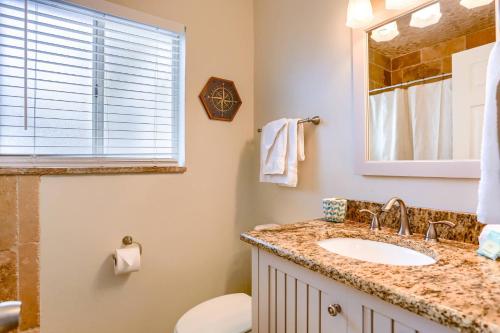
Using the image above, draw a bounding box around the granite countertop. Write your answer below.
[241,220,500,333]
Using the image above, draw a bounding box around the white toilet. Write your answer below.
[174,225,274,333]
[174,293,252,333]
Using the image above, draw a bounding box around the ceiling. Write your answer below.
[369,0,496,58]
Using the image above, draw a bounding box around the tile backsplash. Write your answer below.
[0,176,40,332]
[345,199,483,244]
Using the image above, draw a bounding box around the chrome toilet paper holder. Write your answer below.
[112,236,143,265]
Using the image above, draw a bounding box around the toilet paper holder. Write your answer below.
[112,236,143,265]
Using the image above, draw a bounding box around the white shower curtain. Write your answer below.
[369,89,413,160]
[369,79,453,160]
[408,79,453,160]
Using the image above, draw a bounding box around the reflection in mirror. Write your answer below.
[368,0,496,161]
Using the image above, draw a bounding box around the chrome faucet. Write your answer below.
[424,220,456,242]
[381,197,412,236]
[359,209,382,231]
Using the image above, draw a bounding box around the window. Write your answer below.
[0,0,185,167]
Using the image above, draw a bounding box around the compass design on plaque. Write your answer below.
[199,77,242,121]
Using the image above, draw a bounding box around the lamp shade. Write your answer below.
[346,0,374,28]
[410,3,442,28]
[371,22,399,42]
[460,0,494,9]
[385,0,419,10]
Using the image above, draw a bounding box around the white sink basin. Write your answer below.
[316,238,436,266]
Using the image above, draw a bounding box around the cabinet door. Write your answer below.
[358,305,418,333]
[321,289,348,333]
[257,252,348,333]
[348,292,454,333]
[257,267,326,333]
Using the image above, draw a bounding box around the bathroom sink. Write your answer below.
[316,238,436,266]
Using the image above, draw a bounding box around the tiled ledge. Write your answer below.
[0,166,187,176]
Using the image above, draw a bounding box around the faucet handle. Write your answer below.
[359,209,381,231]
[425,220,455,242]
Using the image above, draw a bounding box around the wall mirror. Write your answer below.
[353,0,498,178]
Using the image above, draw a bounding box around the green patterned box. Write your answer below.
[323,198,347,223]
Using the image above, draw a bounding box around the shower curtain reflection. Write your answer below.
[369,89,413,160]
[369,79,453,161]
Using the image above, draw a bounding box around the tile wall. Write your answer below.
[0,176,40,332]
[369,26,496,91]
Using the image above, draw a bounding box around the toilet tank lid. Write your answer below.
[174,293,251,333]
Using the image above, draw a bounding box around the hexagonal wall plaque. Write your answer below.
[199,77,242,121]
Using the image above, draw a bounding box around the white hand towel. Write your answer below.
[297,121,305,162]
[260,118,289,175]
[477,42,500,225]
[260,119,305,187]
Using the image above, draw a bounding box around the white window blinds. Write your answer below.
[0,0,184,165]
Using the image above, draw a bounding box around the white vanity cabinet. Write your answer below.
[251,248,455,333]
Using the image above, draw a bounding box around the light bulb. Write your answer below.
[410,3,442,28]
[346,0,374,28]
[385,0,420,10]
[460,0,494,9]
[371,22,399,42]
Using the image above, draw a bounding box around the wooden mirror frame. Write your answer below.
[352,0,499,178]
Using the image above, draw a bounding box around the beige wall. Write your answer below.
[40,0,255,332]
[253,0,479,227]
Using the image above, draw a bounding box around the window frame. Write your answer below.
[0,0,186,170]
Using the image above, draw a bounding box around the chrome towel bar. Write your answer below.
[257,116,320,132]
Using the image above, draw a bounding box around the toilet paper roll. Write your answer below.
[114,245,141,275]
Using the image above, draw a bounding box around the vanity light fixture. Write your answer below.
[370,21,400,42]
[346,0,374,28]
[460,0,494,9]
[409,2,442,28]
[385,0,420,10]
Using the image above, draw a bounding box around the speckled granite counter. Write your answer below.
[241,220,500,333]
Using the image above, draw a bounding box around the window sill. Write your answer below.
[0,166,187,176]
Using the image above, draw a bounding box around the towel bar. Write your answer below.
[257,116,320,132]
